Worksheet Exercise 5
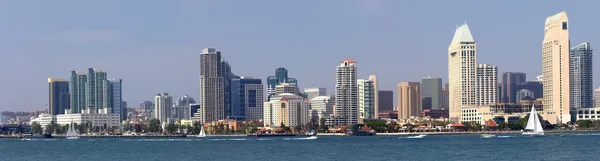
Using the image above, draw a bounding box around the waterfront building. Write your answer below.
[397,82,421,120]
[69,70,87,114]
[304,87,326,100]
[199,48,225,123]
[501,72,527,103]
[333,59,358,125]
[56,108,120,129]
[421,77,442,110]
[266,68,298,98]
[69,68,111,114]
[29,114,56,131]
[231,77,264,121]
[357,79,375,121]
[516,89,534,102]
[154,93,173,123]
[368,75,380,119]
[107,78,123,121]
[309,95,335,121]
[421,109,449,119]
[476,64,498,106]
[542,11,571,124]
[570,42,593,108]
[48,78,70,115]
[173,95,196,120]
[448,23,477,122]
[378,90,394,113]
[576,108,600,120]
[263,93,310,127]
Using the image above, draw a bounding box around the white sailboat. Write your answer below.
[66,121,80,139]
[522,104,544,136]
[197,127,206,138]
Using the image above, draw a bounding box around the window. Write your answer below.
[562,22,568,30]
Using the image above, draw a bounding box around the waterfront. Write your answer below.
[1,133,598,161]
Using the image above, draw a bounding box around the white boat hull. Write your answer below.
[481,134,497,138]
[66,136,80,140]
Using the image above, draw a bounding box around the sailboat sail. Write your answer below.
[524,104,544,134]
[66,121,78,137]
[533,111,544,133]
[198,127,205,137]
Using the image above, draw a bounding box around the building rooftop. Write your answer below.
[545,11,567,26]
[341,58,356,63]
[451,23,475,44]
[48,78,68,82]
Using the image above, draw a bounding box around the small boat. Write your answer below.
[196,127,206,138]
[481,134,497,138]
[522,104,544,137]
[305,136,318,140]
[407,134,427,138]
[65,121,80,140]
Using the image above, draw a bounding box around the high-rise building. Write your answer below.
[69,68,111,113]
[397,82,421,120]
[368,75,379,119]
[334,59,358,125]
[190,104,201,119]
[421,77,442,110]
[357,79,375,121]
[516,89,535,102]
[276,83,300,95]
[309,95,335,121]
[476,64,498,106]
[154,93,173,123]
[263,93,310,127]
[542,11,571,124]
[48,78,70,115]
[139,100,153,111]
[231,77,264,121]
[199,48,225,123]
[70,71,87,113]
[441,87,449,110]
[304,88,326,100]
[378,90,394,113]
[107,78,123,121]
[448,23,477,122]
[570,42,593,108]
[501,72,527,103]
[221,59,239,119]
[517,81,543,99]
[266,68,298,98]
[173,95,196,120]
[594,87,600,108]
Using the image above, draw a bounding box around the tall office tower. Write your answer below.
[309,95,335,121]
[231,77,264,121]
[516,89,535,102]
[595,87,600,108]
[154,93,173,123]
[421,77,442,110]
[48,78,70,115]
[221,58,239,119]
[441,87,449,110]
[570,42,593,108]
[263,93,310,127]
[335,59,358,125]
[357,79,375,121]
[476,64,498,106]
[85,68,109,112]
[139,100,153,111]
[448,23,477,122]
[107,78,123,121]
[70,71,87,113]
[397,82,421,120]
[368,75,379,119]
[199,48,225,123]
[378,90,394,113]
[304,87,327,100]
[173,95,196,120]
[501,72,527,103]
[542,11,571,124]
[266,68,298,98]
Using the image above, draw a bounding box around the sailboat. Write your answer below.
[66,121,80,139]
[197,127,206,138]
[522,104,544,136]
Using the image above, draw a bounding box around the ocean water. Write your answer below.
[1,133,598,161]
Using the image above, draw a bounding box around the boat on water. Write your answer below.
[22,133,52,140]
[406,134,427,138]
[481,134,497,138]
[522,104,544,137]
[196,127,206,138]
[65,121,80,140]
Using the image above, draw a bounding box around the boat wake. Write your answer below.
[497,136,515,138]
[283,136,318,140]
[574,133,600,136]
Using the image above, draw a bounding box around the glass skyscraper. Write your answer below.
[231,77,263,121]
[421,77,442,110]
[570,42,593,108]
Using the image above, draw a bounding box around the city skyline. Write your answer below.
[1,1,599,111]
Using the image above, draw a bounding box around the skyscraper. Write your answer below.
[309,95,335,121]
[70,71,87,113]
[368,75,379,119]
[221,59,238,118]
[174,95,196,120]
[542,11,571,124]
[501,72,527,103]
[231,77,264,121]
[266,68,298,98]
[334,59,358,125]
[107,78,123,121]
[476,64,498,106]
[139,100,153,111]
[304,87,326,100]
[441,87,449,110]
[357,79,375,121]
[86,68,109,112]
[378,90,394,113]
[421,77,442,110]
[397,82,421,120]
[154,93,173,123]
[199,48,225,123]
[448,23,477,122]
[570,42,593,108]
[48,78,70,115]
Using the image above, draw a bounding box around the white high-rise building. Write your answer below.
[357,79,375,121]
[154,93,173,123]
[334,59,358,125]
[542,11,571,124]
[476,64,498,106]
[448,24,477,122]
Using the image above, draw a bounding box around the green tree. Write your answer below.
[31,122,43,134]
[165,124,177,134]
[45,121,58,134]
[133,124,143,133]
[146,119,161,132]
[576,120,592,128]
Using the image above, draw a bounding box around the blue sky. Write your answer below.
[0,0,597,111]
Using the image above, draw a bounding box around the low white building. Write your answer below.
[56,108,120,128]
[309,95,335,121]
[29,113,56,129]
[576,108,600,120]
[264,93,310,128]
